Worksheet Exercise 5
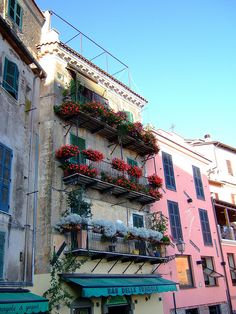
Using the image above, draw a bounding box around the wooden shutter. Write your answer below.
[3,58,19,99]
[193,166,205,200]
[8,0,15,20]
[199,209,212,245]
[70,134,86,164]
[15,2,23,28]
[0,232,5,278]
[167,201,182,241]
[0,144,12,212]
[226,160,233,176]
[162,152,176,190]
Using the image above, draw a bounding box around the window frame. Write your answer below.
[132,213,144,228]
[8,0,23,30]
[176,255,194,289]
[199,208,213,246]
[167,200,183,242]
[227,253,236,286]
[192,165,205,200]
[201,256,218,287]
[162,152,176,191]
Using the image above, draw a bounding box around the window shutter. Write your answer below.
[0,232,5,278]
[124,111,134,123]
[8,0,15,20]
[70,134,86,164]
[16,3,23,28]
[133,214,144,228]
[226,160,233,176]
[127,158,138,167]
[162,152,176,190]
[3,58,19,100]
[193,166,205,200]
[199,209,212,245]
[168,200,182,241]
[0,144,12,212]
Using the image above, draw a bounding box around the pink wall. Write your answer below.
[148,151,228,313]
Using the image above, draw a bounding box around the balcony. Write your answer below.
[54,102,159,157]
[67,229,167,265]
[62,160,159,205]
[218,225,236,241]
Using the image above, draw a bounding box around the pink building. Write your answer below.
[147,130,230,314]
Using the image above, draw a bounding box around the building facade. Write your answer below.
[30,10,176,314]
[148,130,230,314]
[0,0,48,312]
[188,135,236,313]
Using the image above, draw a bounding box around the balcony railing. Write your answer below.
[218,225,236,241]
[63,160,158,205]
[67,229,167,264]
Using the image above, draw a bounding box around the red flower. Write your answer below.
[149,188,162,200]
[55,145,79,159]
[56,102,80,117]
[82,149,104,162]
[63,163,98,178]
[111,158,128,171]
[148,174,163,188]
[127,165,143,178]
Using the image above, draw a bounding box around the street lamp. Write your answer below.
[176,239,185,255]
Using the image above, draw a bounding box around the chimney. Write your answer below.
[204,134,211,142]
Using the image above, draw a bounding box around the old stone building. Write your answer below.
[0,0,48,312]
[31,10,177,314]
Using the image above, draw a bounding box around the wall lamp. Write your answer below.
[176,239,186,255]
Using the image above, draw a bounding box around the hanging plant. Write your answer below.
[54,101,80,117]
[63,163,98,178]
[147,174,163,188]
[55,145,79,159]
[111,158,128,171]
[149,188,162,200]
[127,165,143,178]
[82,149,104,162]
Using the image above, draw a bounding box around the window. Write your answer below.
[162,152,176,190]
[192,166,205,200]
[0,143,12,212]
[199,209,212,246]
[226,160,233,176]
[133,214,144,228]
[185,309,199,314]
[168,200,183,241]
[227,253,236,285]
[124,111,134,123]
[70,134,86,164]
[0,232,5,278]
[8,0,23,29]
[201,257,221,287]
[127,158,138,181]
[2,58,19,100]
[76,85,109,107]
[209,305,221,314]
[176,256,194,288]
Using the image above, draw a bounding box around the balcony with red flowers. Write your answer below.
[56,146,163,205]
[54,101,159,157]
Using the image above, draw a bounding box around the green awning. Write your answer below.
[62,274,177,297]
[0,291,48,314]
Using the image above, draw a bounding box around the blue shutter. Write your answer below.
[0,232,5,278]
[199,208,212,245]
[0,144,12,212]
[168,200,183,241]
[193,166,205,200]
[162,152,176,190]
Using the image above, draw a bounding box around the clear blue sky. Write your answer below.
[37,0,236,146]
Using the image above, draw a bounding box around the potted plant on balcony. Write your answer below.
[111,158,128,172]
[54,101,80,118]
[55,144,79,161]
[127,165,143,178]
[82,149,104,162]
[147,174,163,188]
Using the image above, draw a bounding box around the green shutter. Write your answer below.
[70,134,86,164]
[8,0,23,29]
[0,232,5,278]
[127,158,138,167]
[124,111,134,123]
[3,58,19,100]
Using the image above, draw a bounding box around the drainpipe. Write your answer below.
[211,197,233,314]
[23,75,40,284]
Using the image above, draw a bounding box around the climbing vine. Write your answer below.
[44,253,85,313]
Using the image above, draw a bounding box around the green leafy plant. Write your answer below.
[67,188,92,218]
[44,253,85,313]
